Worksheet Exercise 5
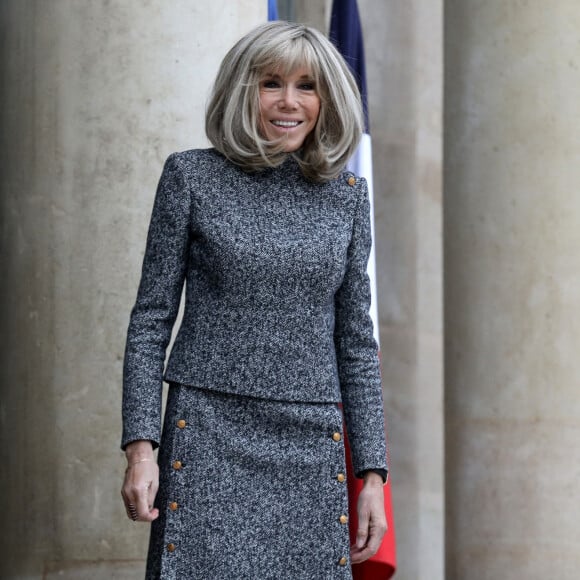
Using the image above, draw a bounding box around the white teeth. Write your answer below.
[272,120,300,127]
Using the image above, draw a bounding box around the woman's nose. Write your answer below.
[278,87,298,109]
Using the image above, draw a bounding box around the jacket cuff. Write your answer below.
[357,468,389,484]
[121,427,160,452]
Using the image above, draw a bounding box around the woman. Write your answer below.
[121,20,388,579]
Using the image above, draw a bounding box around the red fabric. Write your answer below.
[344,430,397,579]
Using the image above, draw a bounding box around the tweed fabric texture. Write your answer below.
[146,383,353,580]
[122,148,387,476]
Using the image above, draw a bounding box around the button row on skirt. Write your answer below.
[165,419,188,554]
[332,430,349,568]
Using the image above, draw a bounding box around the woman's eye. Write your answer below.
[299,82,315,91]
[262,80,280,89]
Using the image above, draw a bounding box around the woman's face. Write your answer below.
[258,66,321,152]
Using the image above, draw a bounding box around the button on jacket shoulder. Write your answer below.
[122,148,387,475]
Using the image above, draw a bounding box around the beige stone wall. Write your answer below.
[445,1,580,578]
[0,2,265,578]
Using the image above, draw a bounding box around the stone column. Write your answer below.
[293,0,332,30]
[445,2,580,578]
[0,2,264,578]
[363,2,444,578]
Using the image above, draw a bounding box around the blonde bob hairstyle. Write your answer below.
[205,21,364,183]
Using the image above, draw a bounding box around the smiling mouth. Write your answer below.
[271,120,301,128]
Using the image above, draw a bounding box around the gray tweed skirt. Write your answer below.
[145,383,353,580]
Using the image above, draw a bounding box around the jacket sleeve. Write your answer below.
[334,177,388,478]
[121,153,192,450]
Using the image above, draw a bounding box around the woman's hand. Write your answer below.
[350,472,387,564]
[121,440,160,522]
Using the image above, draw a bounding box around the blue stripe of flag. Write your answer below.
[329,0,369,132]
[268,0,278,21]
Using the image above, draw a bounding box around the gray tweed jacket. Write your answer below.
[122,148,387,476]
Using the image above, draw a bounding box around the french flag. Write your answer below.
[330,1,397,578]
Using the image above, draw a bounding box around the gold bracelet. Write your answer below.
[127,457,155,469]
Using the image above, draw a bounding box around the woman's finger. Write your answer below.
[355,505,370,549]
[351,519,387,563]
[134,483,154,521]
[120,489,133,520]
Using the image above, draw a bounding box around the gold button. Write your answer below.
[172,460,182,470]
[338,556,348,566]
[337,473,346,483]
[347,176,356,186]
[332,432,342,442]
[167,543,176,552]
[339,514,348,524]
[176,419,186,429]
[169,501,178,511]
